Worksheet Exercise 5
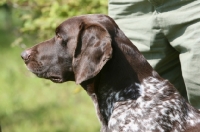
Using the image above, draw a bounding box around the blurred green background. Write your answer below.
[0,0,107,132]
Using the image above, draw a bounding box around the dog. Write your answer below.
[21,14,200,132]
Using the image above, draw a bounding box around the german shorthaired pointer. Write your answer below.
[21,14,200,132]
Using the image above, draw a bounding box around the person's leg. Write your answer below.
[159,0,200,108]
[108,0,154,51]
[108,0,187,98]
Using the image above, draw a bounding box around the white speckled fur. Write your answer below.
[107,76,200,132]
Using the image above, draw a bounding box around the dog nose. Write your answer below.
[21,50,30,62]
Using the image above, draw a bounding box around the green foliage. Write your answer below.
[4,0,108,45]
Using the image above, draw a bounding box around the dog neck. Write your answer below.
[80,42,155,126]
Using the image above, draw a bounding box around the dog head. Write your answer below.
[21,15,113,84]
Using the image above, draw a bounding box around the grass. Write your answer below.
[0,11,100,132]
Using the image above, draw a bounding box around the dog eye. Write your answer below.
[56,34,62,39]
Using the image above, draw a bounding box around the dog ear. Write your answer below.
[72,22,112,84]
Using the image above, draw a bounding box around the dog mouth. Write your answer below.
[25,63,73,83]
[34,71,74,83]
[48,74,75,83]
[49,76,63,83]
[36,73,64,83]
[31,70,62,83]
[25,64,63,83]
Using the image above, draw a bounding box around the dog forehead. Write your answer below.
[55,17,83,33]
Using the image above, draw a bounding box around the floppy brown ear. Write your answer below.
[72,23,112,84]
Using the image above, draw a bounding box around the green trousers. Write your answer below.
[109,0,200,108]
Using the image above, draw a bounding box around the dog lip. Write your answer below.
[26,64,72,83]
[49,75,63,83]
[34,72,64,83]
